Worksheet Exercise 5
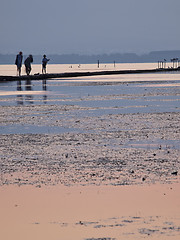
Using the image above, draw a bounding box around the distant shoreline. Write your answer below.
[0,50,180,64]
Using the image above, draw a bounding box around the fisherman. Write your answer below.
[24,55,33,75]
[42,55,50,74]
[15,51,23,76]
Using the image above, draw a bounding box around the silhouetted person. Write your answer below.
[42,55,50,74]
[15,51,23,76]
[24,55,33,75]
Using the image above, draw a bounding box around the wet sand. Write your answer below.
[0,184,180,240]
[0,78,180,240]
[0,106,179,186]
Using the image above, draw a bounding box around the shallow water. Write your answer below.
[0,67,180,110]
[1,63,180,135]
[0,62,159,76]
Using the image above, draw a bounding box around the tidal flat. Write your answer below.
[0,107,180,186]
[0,74,180,240]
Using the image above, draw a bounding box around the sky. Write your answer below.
[0,0,180,55]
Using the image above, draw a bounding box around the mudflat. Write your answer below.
[0,107,179,186]
[0,77,180,240]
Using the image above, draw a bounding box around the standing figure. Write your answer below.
[42,55,50,74]
[15,51,23,76]
[24,55,33,75]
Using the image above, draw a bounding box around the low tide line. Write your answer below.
[0,67,180,82]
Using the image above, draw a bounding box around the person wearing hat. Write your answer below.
[42,54,50,74]
[15,51,23,76]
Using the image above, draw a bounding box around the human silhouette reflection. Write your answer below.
[25,79,33,104]
[17,80,22,91]
[16,79,48,105]
[42,80,47,103]
[17,80,23,105]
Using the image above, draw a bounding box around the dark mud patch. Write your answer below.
[0,110,179,186]
[39,215,180,239]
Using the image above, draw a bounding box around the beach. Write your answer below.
[0,183,179,240]
[0,63,180,240]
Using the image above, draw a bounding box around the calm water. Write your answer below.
[0,63,180,143]
[0,62,159,76]
[0,63,180,113]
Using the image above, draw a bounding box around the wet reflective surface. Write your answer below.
[0,184,180,240]
[1,73,180,135]
[0,76,180,110]
[0,64,180,240]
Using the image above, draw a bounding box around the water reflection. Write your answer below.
[42,79,47,103]
[25,80,33,104]
[16,80,48,105]
[17,80,23,105]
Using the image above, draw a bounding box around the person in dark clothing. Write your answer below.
[24,55,33,75]
[15,51,23,76]
[42,55,50,74]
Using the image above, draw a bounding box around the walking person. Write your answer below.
[42,55,50,74]
[15,51,23,76]
[24,55,33,75]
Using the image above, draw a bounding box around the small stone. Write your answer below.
[171,171,178,176]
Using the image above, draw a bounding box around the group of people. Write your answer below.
[15,51,50,76]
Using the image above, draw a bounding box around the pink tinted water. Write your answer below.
[0,62,162,76]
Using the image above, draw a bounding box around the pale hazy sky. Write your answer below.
[0,0,180,55]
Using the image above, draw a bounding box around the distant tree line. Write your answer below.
[0,50,180,65]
